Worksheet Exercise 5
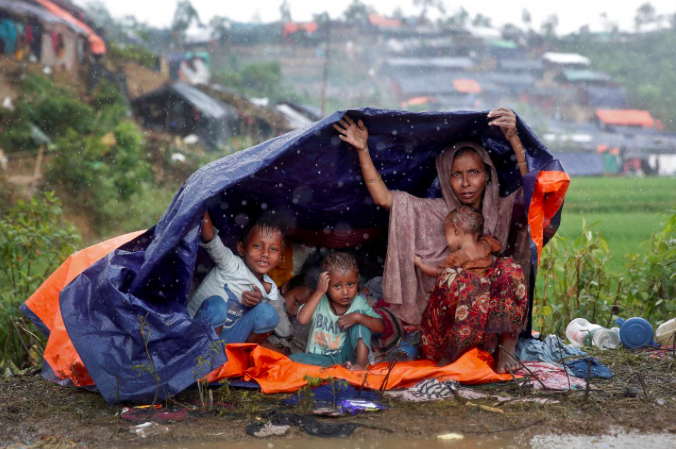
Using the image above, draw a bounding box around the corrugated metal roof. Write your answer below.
[596,109,654,128]
[0,0,84,34]
[543,52,591,65]
[385,57,474,69]
[562,70,612,83]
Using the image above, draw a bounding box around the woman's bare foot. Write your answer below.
[495,333,520,374]
[436,356,451,367]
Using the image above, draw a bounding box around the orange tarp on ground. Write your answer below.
[596,109,655,128]
[206,344,513,394]
[24,231,144,385]
[27,228,514,392]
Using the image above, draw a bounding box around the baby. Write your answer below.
[290,252,384,370]
[414,205,501,279]
[187,210,282,345]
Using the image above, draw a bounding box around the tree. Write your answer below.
[472,13,492,28]
[522,9,532,28]
[343,0,372,23]
[171,0,202,41]
[280,0,292,23]
[85,1,114,27]
[540,14,559,38]
[634,2,663,32]
[413,0,445,21]
[209,16,231,42]
[600,12,619,34]
[446,7,469,27]
[392,7,405,20]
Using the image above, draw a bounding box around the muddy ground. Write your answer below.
[2,348,675,449]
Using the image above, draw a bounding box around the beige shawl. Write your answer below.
[382,142,530,324]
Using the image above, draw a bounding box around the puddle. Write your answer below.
[141,433,676,449]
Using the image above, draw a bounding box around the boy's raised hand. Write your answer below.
[242,285,263,307]
[316,271,330,295]
[201,210,216,243]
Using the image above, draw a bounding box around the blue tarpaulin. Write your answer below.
[33,108,566,404]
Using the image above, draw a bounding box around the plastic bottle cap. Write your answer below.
[618,317,655,349]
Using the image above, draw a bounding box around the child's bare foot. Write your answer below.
[495,333,520,374]
[345,361,366,371]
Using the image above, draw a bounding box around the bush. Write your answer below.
[48,120,154,231]
[218,61,297,102]
[536,212,676,334]
[0,74,95,152]
[0,192,81,369]
[109,42,159,69]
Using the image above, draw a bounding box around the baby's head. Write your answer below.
[281,266,321,318]
[321,252,360,308]
[444,205,484,249]
[237,219,284,279]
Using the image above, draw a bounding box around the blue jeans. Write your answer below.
[289,324,372,367]
[194,296,279,344]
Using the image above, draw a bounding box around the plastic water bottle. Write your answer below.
[591,327,621,350]
[616,317,659,348]
[656,318,676,348]
[566,318,621,349]
[565,318,602,347]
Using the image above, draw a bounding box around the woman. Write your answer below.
[333,108,530,373]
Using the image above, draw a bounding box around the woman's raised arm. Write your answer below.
[488,108,529,177]
[333,115,393,209]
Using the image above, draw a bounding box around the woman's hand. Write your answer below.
[489,107,529,176]
[333,115,368,152]
[488,108,517,140]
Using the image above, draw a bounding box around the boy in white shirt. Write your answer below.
[187,211,282,344]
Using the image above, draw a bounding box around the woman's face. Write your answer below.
[449,151,489,209]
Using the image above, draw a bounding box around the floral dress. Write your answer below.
[420,257,527,363]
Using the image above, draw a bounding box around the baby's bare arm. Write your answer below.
[414,256,441,278]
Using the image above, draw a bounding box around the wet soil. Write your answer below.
[1,348,675,449]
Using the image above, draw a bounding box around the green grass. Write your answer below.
[555,177,676,270]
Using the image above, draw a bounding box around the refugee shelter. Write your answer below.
[22,108,569,404]
[131,82,238,150]
[0,0,105,72]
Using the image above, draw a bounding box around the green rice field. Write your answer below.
[555,177,676,270]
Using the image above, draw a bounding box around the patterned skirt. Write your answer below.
[420,257,527,363]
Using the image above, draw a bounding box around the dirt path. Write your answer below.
[2,349,675,448]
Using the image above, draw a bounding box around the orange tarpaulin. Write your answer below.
[453,79,482,94]
[33,0,106,54]
[368,14,402,28]
[206,344,513,394]
[26,228,514,392]
[528,171,570,264]
[596,109,654,128]
[282,22,318,36]
[24,230,144,385]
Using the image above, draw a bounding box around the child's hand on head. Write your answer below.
[242,285,263,307]
[316,271,330,295]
